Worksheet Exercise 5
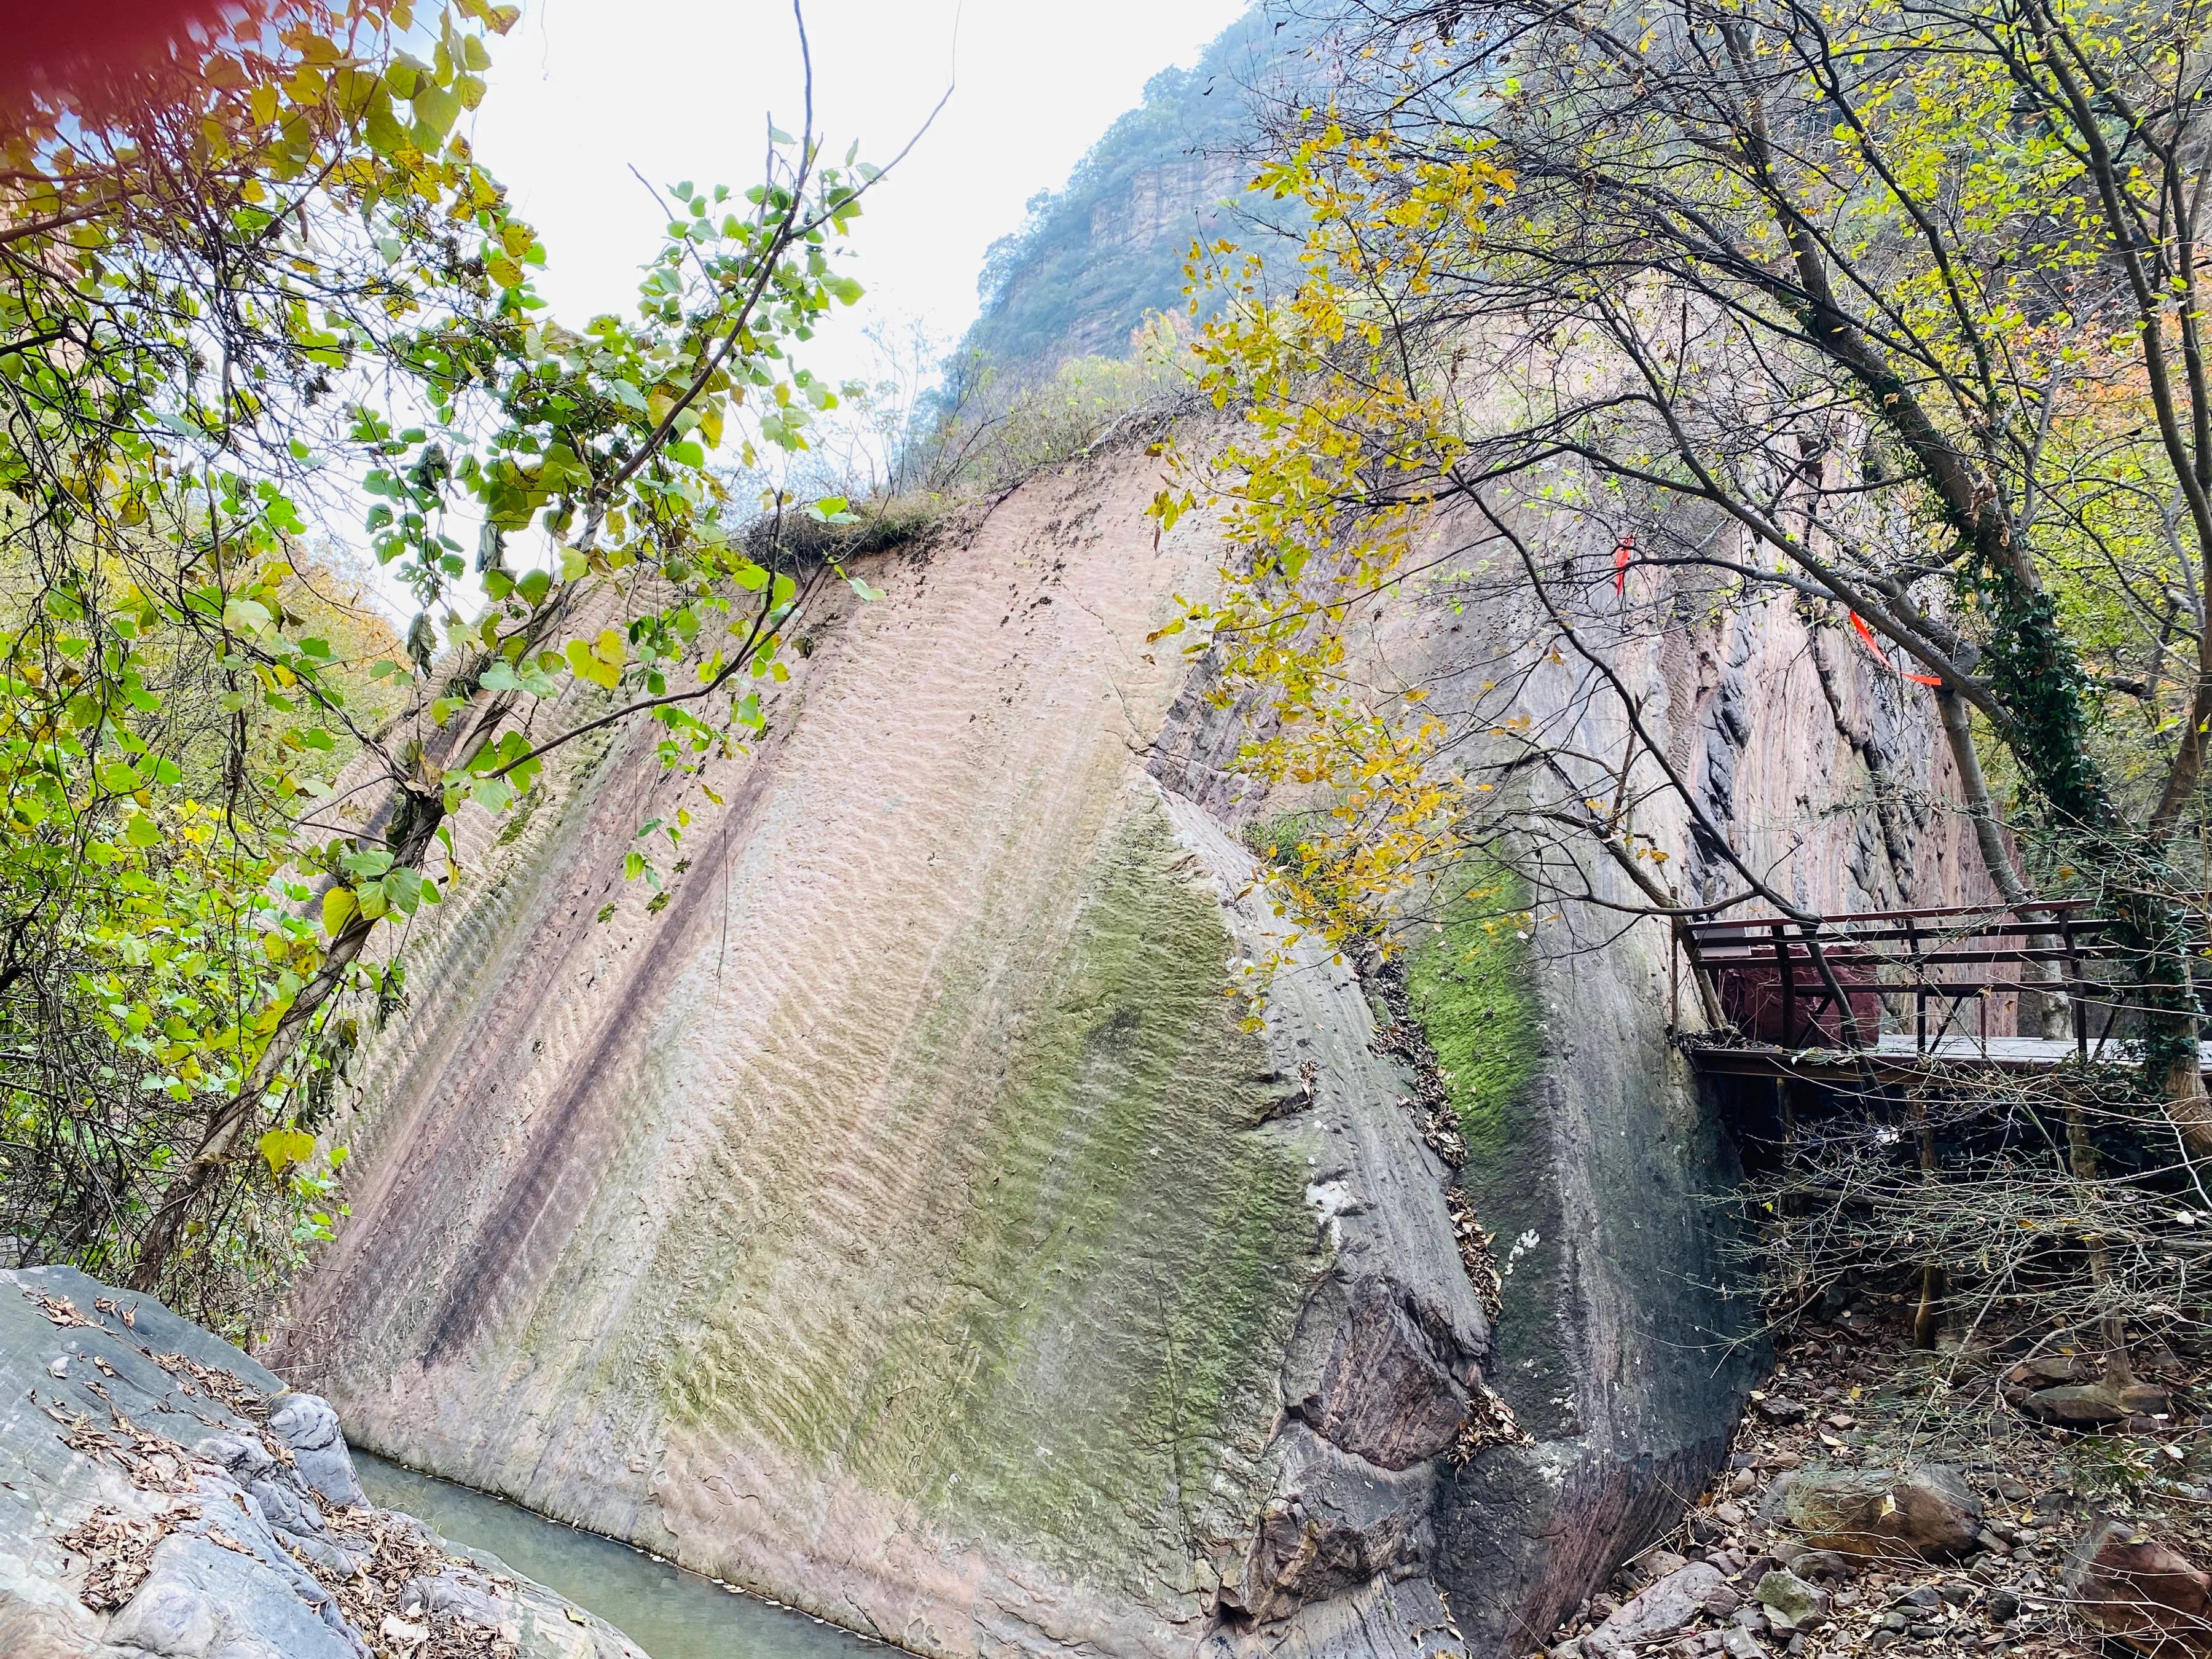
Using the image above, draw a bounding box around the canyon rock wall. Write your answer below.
[1148,495,1997,1653]
[270,450,1987,1659]
[1412,504,1992,1655]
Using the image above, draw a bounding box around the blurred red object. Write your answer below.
[1716,950,1884,1048]
[0,0,253,98]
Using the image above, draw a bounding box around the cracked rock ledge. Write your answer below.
[0,1264,644,1659]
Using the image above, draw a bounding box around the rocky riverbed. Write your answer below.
[0,1265,648,1658]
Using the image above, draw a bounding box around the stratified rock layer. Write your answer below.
[272,449,1984,1659]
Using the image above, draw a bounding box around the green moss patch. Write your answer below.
[654,794,1318,1590]
[1403,869,1543,1181]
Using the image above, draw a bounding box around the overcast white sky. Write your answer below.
[469,0,1254,383]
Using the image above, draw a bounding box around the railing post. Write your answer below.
[1775,922,1794,1048]
[2063,916,2087,1061]
[1670,916,1681,1032]
[1908,914,1925,1056]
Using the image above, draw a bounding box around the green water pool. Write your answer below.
[354,1452,887,1659]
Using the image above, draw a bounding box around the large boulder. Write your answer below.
[1771,1467,1982,1561]
[2066,1518,2212,1655]
[0,1265,643,1658]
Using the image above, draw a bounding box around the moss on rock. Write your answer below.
[1403,871,1543,1178]
[656,794,1318,1591]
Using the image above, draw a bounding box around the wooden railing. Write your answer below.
[1674,901,2151,1060]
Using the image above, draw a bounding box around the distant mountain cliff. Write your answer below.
[957,6,1309,375]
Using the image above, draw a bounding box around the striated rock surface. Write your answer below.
[271,449,1479,1659]
[0,1265,643,1658]
[264,450,1990,1659]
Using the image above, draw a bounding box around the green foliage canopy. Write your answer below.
[0,0,874,1316]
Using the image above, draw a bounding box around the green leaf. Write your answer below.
[222,597,272,633]
[98,762,143,793]
[364,98,408,157]
[124,812,161,849]
[339,847,394,879]
[412,83,461,139]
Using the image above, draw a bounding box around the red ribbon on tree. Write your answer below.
[1849,611,1943,686]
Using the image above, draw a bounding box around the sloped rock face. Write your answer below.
[0,1265,641,1658]
[269,453,1982,1659]
[273,449,1482,1659]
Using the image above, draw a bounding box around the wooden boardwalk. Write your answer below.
[1671,901,2192,1080]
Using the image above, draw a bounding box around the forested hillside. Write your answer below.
[954,6,1306,375]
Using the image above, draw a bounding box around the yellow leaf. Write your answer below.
[567,638,620,689]
[322,885,356,936]
[258,1128,316,1179]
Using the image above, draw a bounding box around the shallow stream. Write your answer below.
[355,1451,885,1659]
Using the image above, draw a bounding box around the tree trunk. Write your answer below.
[1908,1092,1945,1349]
[127,780,448,1295]
[1935,689,2069,1040]
[2064,1094,2138,1390]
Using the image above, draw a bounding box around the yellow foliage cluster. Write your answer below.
[1147,124,1510,965]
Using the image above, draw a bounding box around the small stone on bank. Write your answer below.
[1754,1570,1828,1631]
